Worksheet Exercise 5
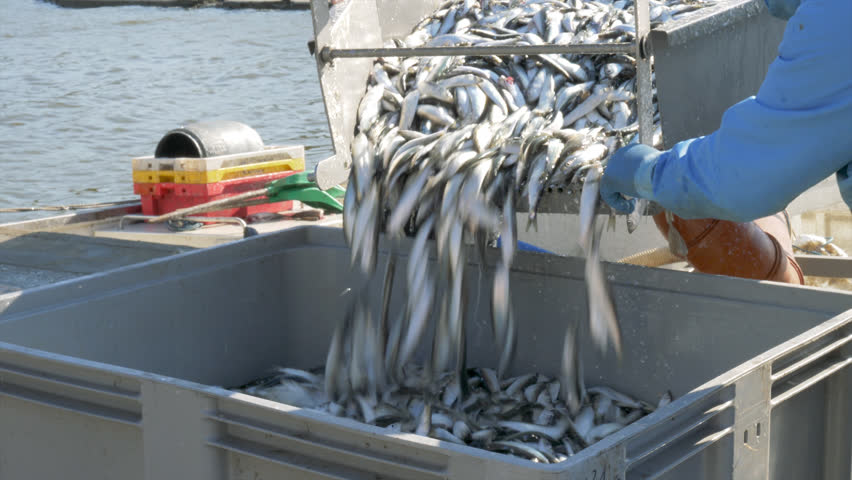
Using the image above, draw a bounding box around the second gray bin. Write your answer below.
[0,227,849,479]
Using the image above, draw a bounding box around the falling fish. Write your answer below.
[328,0,712,452]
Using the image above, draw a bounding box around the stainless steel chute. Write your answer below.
[308,0,787,212]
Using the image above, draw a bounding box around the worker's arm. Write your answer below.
[602,0,852,222]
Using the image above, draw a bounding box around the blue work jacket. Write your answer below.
[646,0,852,221]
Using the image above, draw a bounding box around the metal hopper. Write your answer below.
[307,0,786,198]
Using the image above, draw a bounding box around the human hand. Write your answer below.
[600,143,661,214]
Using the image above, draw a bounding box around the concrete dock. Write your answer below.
[46,0,312,9]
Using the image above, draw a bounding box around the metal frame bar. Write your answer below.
[634,0,654,146]
[793,255,852,279]
[318,43,635,61]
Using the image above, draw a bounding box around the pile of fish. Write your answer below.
[234,365,672,463]
[286,0,710,462]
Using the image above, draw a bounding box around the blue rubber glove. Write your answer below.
[600,143,661,214]
[645,0,852,222]
[764,0,801,19]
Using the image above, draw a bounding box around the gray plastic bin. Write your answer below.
[0,227,849,480]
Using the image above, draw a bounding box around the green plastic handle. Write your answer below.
[266,172,313,193]
[265,174,343,212]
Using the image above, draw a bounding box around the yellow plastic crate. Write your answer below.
[132,145,304,184]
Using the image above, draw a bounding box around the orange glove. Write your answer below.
[653,211,803,285]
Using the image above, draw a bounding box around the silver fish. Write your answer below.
[332,0,712,456]
[386,167,432,233]
[476,78,509,115]
[581,170,623,355]
[455,86,473,123]
[419,81,455,104]
[562,85,611,128]
[417,104,456,126]
[587,386,644,410]
[489,440,551,463]
[466,85,488,121]
[526,68,548,104]
[357,84,385,134]
[525,152,549,231]
[560,319,585,415]
[498,415,572,443]
[240,359,669,463]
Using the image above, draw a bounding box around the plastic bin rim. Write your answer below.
[1,225,849,315]
[0,309,849,471]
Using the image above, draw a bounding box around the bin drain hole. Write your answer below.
[756,422,761,437]
[743,430,748,444]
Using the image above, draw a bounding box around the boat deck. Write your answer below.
[1,199,849,296]
[0,203,342,294]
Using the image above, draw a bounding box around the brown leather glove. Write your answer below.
[653,211,804,285]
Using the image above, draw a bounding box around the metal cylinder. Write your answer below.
[154,120,264,158]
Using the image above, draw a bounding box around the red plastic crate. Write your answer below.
[134,170,299,218]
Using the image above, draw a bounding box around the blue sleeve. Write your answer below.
[649,0,852,222]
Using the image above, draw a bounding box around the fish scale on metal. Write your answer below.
[248,0,709,464]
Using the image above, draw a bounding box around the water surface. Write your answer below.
[0,1,332,221]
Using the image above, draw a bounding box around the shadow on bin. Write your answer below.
[496,237,556,255]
